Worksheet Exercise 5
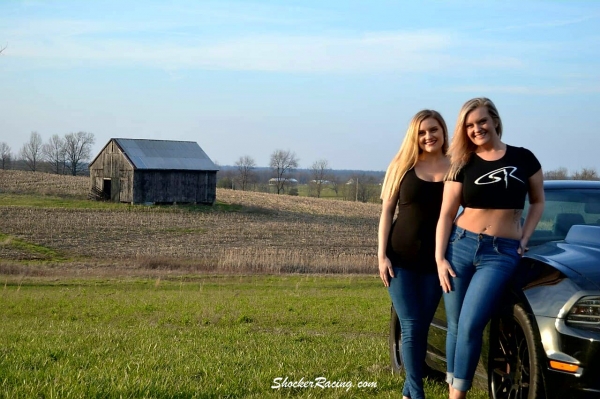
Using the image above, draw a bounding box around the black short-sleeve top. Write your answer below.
[448,145,541,210]
[386,168,444,273]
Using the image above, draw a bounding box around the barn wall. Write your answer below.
[89,140,134,202]
[133,170,217,205]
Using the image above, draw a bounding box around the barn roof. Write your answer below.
[112,138,219,171]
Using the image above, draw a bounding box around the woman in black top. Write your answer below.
[379,109,450,399]
[435,98,544,399]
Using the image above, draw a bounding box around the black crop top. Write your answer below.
[387,168,444,274]
[449,145,541,209]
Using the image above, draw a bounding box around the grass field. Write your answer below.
[0,275,488,398]
[0,170,489,398]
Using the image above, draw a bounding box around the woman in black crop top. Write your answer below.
[435,98,545,399]
[378,109,450,399]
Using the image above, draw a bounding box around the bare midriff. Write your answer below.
[455,208,523,240]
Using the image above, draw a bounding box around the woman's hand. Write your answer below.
[437,258,456,293]
[379,257,394,287]
[517,238,529,256]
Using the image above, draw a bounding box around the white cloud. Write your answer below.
[2,21,526,74]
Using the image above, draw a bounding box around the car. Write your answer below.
[389,180,600,399]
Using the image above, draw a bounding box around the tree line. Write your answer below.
[0,131,95,176]
[216,149,384,202]
[2,133,597,201]
[543,167,599,181]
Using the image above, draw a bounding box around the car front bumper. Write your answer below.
[535,315,600,398]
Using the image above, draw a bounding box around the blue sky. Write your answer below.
[1,0,599,172]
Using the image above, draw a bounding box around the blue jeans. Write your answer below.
[443,225,521,392]
[388,267,442,399]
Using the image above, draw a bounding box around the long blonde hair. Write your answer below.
[380,110,449,200]
[446,97,503,180]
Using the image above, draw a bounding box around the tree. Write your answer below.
[357,174,379,203]
[235,155,256,191]
[309,159,330,198]
[572,167,599,181]
[20,131,43,172]
[64,131,95,176]
[42,134,66,174]
[544,167,569,180]
[345,173,379,202]
[269,149,299,194]
[328,174,341,196]
[0,142,12,170]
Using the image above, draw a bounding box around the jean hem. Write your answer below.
[452,377,472,392]
[445,372,453,385]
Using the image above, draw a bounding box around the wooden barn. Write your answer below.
[89,138,219,205]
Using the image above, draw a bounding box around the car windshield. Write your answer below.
[524,187,600,247]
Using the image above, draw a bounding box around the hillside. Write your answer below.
[0,170,380,276]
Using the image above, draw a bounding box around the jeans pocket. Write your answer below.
[493,242,519,259]
[449,230,461,244]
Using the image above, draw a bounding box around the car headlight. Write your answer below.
[566,296,600,328]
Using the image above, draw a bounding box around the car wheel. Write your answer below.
[489,304,545,399]
[389,304,404,374]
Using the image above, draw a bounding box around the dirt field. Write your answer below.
[0,170,380,276]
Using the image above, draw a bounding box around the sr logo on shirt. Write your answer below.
[474,166,524,188]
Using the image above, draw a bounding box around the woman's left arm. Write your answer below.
[519,169,545,254]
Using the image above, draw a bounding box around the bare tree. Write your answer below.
[42,134,66,174]
[254,168,272,193]
[20,131,43,172]
[572,167,599,181]
[357,174,379,203]
[217,169,236,189]
[64,131,95,176]
[269,149,299,194]
[328,174,341,196]
[235,155,257,191]
[0,142,12,170]
[544,167,569,180]
[309,159,330,198]
[345,173,379,202]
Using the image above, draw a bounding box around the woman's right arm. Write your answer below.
[378,194,398,287]
[435,181,462,293]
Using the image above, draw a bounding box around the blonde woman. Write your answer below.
[379,109,450,399]
[435,98,544,399]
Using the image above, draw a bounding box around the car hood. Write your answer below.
[525,241,600,291]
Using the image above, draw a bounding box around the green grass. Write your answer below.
[0,233,68,262]
[0,193,242,213]
[0,275,488,398]
[294,185,343,200]
[0,193,126,209]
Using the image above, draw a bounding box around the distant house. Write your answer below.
[89,138,219,205]
[268,178,298,186]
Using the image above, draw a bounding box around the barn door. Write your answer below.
[103,179,111,200]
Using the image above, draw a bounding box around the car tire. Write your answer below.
[489,303,546,399]
[389,304,404,374]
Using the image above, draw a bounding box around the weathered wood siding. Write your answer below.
[133,170,217,204]
[89,140,134,202]
[90,139,217,204]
